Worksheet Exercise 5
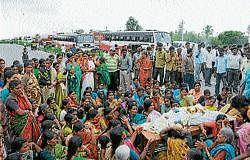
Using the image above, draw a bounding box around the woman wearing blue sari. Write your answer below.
[195,127,235,160]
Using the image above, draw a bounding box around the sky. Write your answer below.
[0,0,250,39]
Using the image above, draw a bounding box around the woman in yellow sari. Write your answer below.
[53,62,67,108]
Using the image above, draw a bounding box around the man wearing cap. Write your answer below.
[104,48,120,91]
[153,43,167,85]
[119,49,132,92]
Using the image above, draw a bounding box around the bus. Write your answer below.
[99,30,172,51]
[53,33,95,50]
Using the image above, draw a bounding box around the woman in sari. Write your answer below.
[80,53,95,100]
[66,121,97,159]
[5,80,40,142]
[0,70,16,103]
[96,57,110,89]
[137,51,151,87]
[67,135,87,160]
[195,127,236,160]
[39,130,67,160]
[53,62,67,108]
[66,53,82,102]
[21,62,41,105]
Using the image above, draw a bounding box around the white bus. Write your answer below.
[53,33,95,50]
[99,30,171,51]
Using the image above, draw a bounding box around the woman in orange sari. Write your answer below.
[137,51,151,87]
[5,80,40,142]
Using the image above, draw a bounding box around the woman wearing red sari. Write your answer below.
[137,51,151,87]
[5,80,40,142]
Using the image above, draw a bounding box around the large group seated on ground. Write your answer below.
[0,42,249,160]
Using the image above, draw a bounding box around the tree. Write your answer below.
[217,31,247,46]
[247,24,250,42]
[202,25,214,39]
[125,16,143,31]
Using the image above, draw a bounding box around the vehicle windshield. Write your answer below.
[77,35,94,43]
[155,32,171,44]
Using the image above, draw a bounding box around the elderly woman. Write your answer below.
[195,127,236,160]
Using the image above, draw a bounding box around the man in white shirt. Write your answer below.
[204,46,213,86]
[181,42,191,58]
[227,47,242,93]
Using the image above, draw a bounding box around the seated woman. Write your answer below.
[106,91,119,109]
[68,91,79,109]
[143,99,161,123]
[160,126,190,160]
[95,90,106,108]
[151,89,164,112]
[160,96,172,114]
[110,126,151,160]
[199,114,229,138]
[179,87,194,107]
[85,109,107,135]
[39,130,67,160]
[205,96,217,111]
[217,86,229,109]
[189,81,203,104]
[195,127,236,160]
[198,89,211,106]
[231,95,250,154]
[5,80,40,142]
[127,100,147,125]
[66,121,96,159]
[67,135,87,160]
[98,119,121,160]
[36,103,49,124]
[130,78,140,93]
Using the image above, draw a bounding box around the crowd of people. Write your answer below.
[0,41,249,160]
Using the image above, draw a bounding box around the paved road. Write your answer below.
[0,44,51,66]
[0,44,218,94]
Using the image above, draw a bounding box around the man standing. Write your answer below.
[194,44,205,82]
[22,46,29,64]
[181,42,190,58]
[204,46,213,86]
[153,43,167,85]
[227,47,242,93]
[183,49,194,89]
[38,58,52,103]
[214,48,227,96]
[119,49,132,92]
[105,48,120,92]
[132,46,141,79]
[165,46,177,82]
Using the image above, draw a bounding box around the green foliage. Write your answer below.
[202,25,214,39]
[170,31,203,43]
[217,31,247,46]
[125,16,143,31]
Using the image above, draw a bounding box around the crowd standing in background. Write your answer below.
[0,42,249,160]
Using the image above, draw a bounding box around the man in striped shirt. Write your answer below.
[104,48,120,91]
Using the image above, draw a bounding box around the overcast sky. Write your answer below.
[0,0,250,39]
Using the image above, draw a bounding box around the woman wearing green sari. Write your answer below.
[53,62,67,108]
[66,53,82,102]
[96,57,110,88]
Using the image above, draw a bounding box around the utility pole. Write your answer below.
[181,19,185,42]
